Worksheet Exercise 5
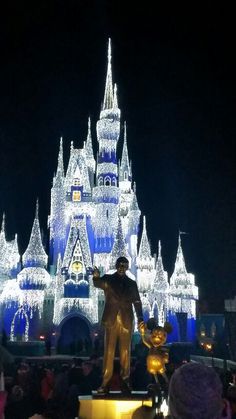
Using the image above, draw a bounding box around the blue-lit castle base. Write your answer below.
[0,40,198,349]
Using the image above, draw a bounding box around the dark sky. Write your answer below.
[0,2,236,312]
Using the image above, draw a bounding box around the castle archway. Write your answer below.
[56,315,92,355]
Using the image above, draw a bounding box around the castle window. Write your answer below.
[112,177,117,186]
[74,178,81,186]
[104,176,111,186]
[73,191,81,201]
[124,171,128,180]
[98,176,103,186]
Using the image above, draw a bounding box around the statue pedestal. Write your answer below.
[79,391,152,419]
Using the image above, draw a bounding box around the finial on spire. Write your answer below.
[143,215,146,229]
[108,38,112,63]
[1,213,6,233]
[35,199,39,219]
[124,121,127,141]
[87,117,92,141]
[158,240,162,257]
[70,141,74,152]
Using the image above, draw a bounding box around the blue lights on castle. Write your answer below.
[0,40,198,346]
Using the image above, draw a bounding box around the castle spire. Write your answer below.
[110,217,128,269]
[54,137,64,186]
[103,38,113,110]
[138,216,152,259]
[120,123,131,175]
[154,241,168,290]
[0,213,6,235]
[85,117,95,172]
[0,213,7,264]
[130,187,139,212]
[22,200,48,268]
[173,233,188,277]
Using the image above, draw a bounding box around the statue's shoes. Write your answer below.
[96,385,109,395]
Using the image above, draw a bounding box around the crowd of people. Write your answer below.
[0,354,236,418]
[0,354,153,419]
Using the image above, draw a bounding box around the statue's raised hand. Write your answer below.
[93,266,100,279]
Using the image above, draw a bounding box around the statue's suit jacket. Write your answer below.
[93,272,143,330]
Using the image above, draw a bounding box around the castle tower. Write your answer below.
[169,233,198,341]
[119,123,132,193]
[84,117,96,188]
[136,216,155,292]
[49,137,66,272]
[151,241,169,326]
[93,39,121,268]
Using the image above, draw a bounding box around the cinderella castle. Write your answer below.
[0,40,198,350]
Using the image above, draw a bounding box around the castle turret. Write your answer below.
[119,123,132,192]
[93,39,120,262]
[136,216,155,292]
[169,233,198,319]
[152,241,169,325]
[13,202,51,332]
[22,201,48,268]
[49,138,66,271]
[109,217,129,270]
[84,117,95,187]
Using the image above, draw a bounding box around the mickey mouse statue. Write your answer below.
[139,318,172,384]
[139,318,173,417]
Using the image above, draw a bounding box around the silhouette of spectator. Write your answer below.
[5,385,31,419]
[45,336,51,356]
[226,385,236,418]
[168,362,228,419]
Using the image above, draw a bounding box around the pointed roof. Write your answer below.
[0,213,7,251]
[170,233,188,286]
[73,164,82,180]
[120,122,131,174]
[130,188,139,212]
[85,117,95,171]
[11,234,20,261]
[110,217,128,268]
[0,213,6,235]
[54,137,64,187]
[138,216,152,259]
[103,38,114,110]
[154,241,169,291]
[22,201,48,268]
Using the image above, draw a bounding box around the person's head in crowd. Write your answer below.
[168,362,225,419]
[227,384,236,416]
[10,385,24,401]
[89,354,101,367]
[82,361,93,376]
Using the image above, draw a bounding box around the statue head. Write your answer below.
[115,256,129,277]
[147,318,172,347]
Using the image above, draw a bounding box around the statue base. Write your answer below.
[79,391,153,419]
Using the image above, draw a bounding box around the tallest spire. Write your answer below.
[102,38,114,110]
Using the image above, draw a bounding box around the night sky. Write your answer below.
[0,2,236,312]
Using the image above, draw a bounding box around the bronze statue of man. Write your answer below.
[93,256,143,394]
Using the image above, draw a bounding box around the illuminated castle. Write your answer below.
[0,40,198,347]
